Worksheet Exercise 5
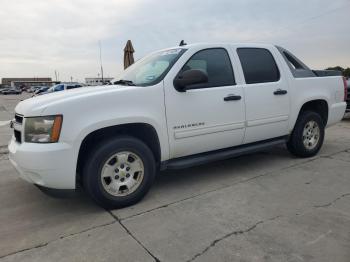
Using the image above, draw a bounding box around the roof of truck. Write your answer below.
[170,42,276,49]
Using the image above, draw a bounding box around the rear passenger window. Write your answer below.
[179,48,235,89]
[237,48,280,84]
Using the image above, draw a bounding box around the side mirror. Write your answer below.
[173,69,208,92]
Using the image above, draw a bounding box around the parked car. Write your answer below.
[0,87,10,92]
[1,88,22,95]
[33,86,50,96]
[9,43,347,208]
[40,83,83,95]
[28,86,44,93]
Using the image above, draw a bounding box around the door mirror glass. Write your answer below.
[173,69,208,92]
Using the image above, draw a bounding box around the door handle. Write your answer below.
[224,94,241,101]
[274,89,288,95]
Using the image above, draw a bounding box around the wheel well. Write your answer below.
[299,100,328,125]
[76,123,161,181]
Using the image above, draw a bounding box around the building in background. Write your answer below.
[1,78,56,89]
[85,77,114,86]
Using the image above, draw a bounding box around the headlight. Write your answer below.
[24,115,63,143]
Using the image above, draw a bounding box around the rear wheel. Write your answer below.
[287,111,325,157]
[83,136,156,209]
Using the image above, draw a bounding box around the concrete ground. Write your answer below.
[0,93,349,262]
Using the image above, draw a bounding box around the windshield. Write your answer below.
[117,48,186,86]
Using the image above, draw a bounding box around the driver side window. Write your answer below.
[180,48,235,89]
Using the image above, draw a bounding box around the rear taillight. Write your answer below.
[343,77,348,102]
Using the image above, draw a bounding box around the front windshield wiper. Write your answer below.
[113,79,136,86]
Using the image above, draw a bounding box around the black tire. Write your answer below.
[83,136,156,209]
[287,111,325,158]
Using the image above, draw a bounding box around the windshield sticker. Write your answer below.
[146,75,156,81]
[160,49,182,56]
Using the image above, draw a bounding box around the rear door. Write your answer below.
[164,46,246,158]
[236,47,291,144]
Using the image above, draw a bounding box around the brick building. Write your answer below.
[1,78,54,88]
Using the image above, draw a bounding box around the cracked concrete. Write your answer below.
[0,94,349,261]
[107,210,161,262]
[314,193,350,208]
[186,215,282,262]
[187,190,350,262]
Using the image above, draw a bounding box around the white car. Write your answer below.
[9,43,347,208]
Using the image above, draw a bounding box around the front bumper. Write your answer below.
[8,137,77,189]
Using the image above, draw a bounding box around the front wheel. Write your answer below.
[83,136,156,209]
[287,111,325,158]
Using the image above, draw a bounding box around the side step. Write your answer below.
[161,136,288,170]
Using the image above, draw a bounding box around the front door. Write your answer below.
[164,47,246,158]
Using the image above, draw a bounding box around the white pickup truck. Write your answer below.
[9,43,347,208]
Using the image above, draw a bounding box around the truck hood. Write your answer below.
[15,85,130,116]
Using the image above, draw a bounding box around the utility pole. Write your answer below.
[99,41,104,84]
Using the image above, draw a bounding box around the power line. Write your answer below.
[250,2,350,42]
[279,3,349,32]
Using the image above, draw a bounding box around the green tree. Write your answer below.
[326,66,344,72]
[344,68,350,78]
[325,66,350,78]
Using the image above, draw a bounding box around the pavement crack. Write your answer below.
[186,216,281,262]
[314,193,350,208]
[0,220,117,259]
[107,210,161,262]
[0,243,49,259]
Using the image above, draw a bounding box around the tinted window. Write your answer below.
[237,48,280,84]
[53,84,64,91]
[67,85,81,89]
[180,48,235,88]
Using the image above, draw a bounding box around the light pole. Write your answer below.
[99,41,104,84]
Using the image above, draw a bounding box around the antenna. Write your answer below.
[179,40,187,46]
[99,41,104,84]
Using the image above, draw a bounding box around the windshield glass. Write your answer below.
[118,48,186,86]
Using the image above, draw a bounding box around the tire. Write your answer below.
[83,136,156,209]
[287,111,325,158]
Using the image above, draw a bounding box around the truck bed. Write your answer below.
[312,70,342,77]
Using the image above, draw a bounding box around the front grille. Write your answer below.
[14,130,22,143]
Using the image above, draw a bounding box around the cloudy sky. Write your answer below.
[0,0,349,82]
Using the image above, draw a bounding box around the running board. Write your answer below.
[161,136,288,170]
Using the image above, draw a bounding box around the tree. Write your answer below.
[325,66,350,78]
[344,68,350,78]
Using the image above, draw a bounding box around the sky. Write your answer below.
[0,0,349,82]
